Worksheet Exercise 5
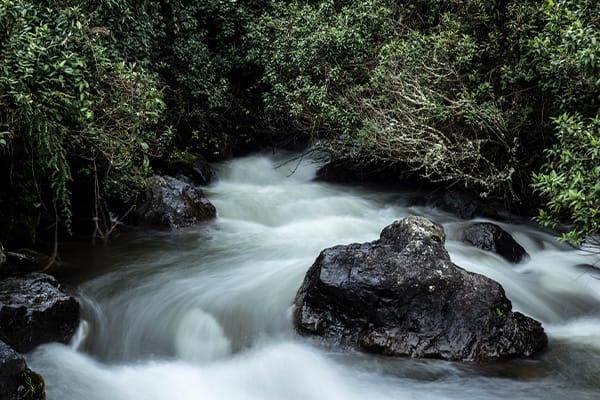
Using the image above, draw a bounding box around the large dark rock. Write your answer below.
[462,223,529,263]
[294,216,547,361]
[135,175,217,229]
[0,273,80,353]
[0,341,44,400]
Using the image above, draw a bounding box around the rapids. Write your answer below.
[27,152,600,400]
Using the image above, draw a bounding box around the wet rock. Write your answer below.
[438,191,482,219]
[315,160,364,183]
[0,273,80,353]
[191,159,217,186]
[294,216,546,361]
[0,249,55,278]
[462,223,528,263]
[156,155,216,186]
[0,341,45,400]
[0,340,26,399]
[135,175,216,230]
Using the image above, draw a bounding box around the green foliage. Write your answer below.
[348,17,519,197]
[532,114,600,245]
[146,0,271,156]
[532,0,600,116]
[247,0,393,136]
[0,0,167,235]
[1,0,599,249]
[250,0,526,197]
[529,0,600,246]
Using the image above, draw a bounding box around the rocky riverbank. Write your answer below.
[0,272,80,400]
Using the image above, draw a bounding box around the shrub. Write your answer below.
[532,114,600,245]
[341,19,520,198]
[247,0,393,137]
[529,0,600,246]
[0,1,167,243]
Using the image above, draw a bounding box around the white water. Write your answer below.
[27,152,600,399]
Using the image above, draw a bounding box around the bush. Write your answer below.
[0,1,167,243]
[529,0,600,246]
[247,0,393,137]
[532,114,600,245]
[532,0,600,116]
[341,18,520,198]
[250,0,529,198]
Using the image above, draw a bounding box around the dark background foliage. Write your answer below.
[0,0,598,248]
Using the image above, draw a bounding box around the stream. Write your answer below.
[27,152,600,400]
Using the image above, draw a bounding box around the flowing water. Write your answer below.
[27,152,600,400]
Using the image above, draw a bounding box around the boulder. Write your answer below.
[135,175,217,229]
[0,341,44,400]
[0,273,80,353]
[294,216,547,361]
[462,223,528,263]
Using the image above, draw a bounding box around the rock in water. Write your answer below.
[0,273,80,353]
[135,175,217,229]
[294,216,547,361]
[462,222,528,263]
[0,341,44,400]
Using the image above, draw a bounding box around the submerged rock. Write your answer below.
[294,216,547,361]
[0,273,79,353]
[462,222,528,263]
[0,341,45,400]
[135,175,217,229]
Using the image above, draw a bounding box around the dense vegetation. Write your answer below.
[0,0,598,249]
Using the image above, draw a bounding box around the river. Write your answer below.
[27,152,600,400]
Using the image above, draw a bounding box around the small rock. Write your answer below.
[315,160,363,183]
[135,175,217,230]
[192,159,217,186]
[462,222,529,263]
[0,273,80,353]
[439,191,481,219]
